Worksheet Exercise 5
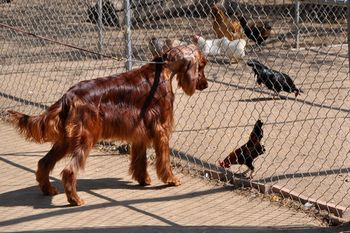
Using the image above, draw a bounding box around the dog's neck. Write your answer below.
[152,53,182,96]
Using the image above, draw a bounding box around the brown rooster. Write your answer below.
[238,16,273,45]
[219,120,265,179]
[211,4,244,41]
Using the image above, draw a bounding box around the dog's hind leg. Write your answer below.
[61,127,94,206]
[36,141,70,196]
[129,143,151,186]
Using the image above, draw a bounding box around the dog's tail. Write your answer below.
[6,99,65,143]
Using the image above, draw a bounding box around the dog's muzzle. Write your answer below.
[196,78,208,91]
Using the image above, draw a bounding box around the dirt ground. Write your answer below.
[0,0,349,228]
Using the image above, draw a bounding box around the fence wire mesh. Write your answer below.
[0,0,349,226]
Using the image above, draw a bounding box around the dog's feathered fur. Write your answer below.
[7,44,208,206]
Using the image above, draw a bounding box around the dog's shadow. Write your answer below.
[0,177,170,209]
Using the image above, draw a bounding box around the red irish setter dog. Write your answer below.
[7,44,208,206]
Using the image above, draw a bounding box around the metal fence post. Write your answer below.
[124,0,132,71]
[348,0,350,71]
[295,0,300,49]
[97,0,103,59]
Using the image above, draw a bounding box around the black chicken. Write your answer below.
[239,17,273,45]
[247,59,302,97]
[219,120,265,179]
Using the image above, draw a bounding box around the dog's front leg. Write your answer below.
[154,130,181,186]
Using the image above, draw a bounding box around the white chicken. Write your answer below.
[192,35,246,63]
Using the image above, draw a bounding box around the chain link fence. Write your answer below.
[0,0,349,222]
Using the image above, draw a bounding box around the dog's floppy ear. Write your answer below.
[164,45,202,96]
[175,55,198,96]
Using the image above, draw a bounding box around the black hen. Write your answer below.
[247,59,302,97]
[239,17,273,45]
[219,120,265,178]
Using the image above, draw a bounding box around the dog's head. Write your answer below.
[164,44,208,96]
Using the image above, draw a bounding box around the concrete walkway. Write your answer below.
[0,123,348,233]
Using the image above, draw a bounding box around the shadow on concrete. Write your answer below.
[7,225,347,233]
[0,155,234,228]
[0,178,233,228]
[1,150,348,230]
[254,167,350,184]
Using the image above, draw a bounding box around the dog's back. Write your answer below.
[7,62,169,145]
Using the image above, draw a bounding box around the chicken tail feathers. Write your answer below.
[250,120,264,143]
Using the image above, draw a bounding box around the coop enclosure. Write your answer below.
[0,0,349,221]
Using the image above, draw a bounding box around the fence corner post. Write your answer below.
[124,0,132,71]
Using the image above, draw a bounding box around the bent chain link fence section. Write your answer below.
[0,0,349,220]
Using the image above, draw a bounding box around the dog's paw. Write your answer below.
[139,176,152,186]
[68,196,85,206]
[167,177,181,186]
[41,185,59,196]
